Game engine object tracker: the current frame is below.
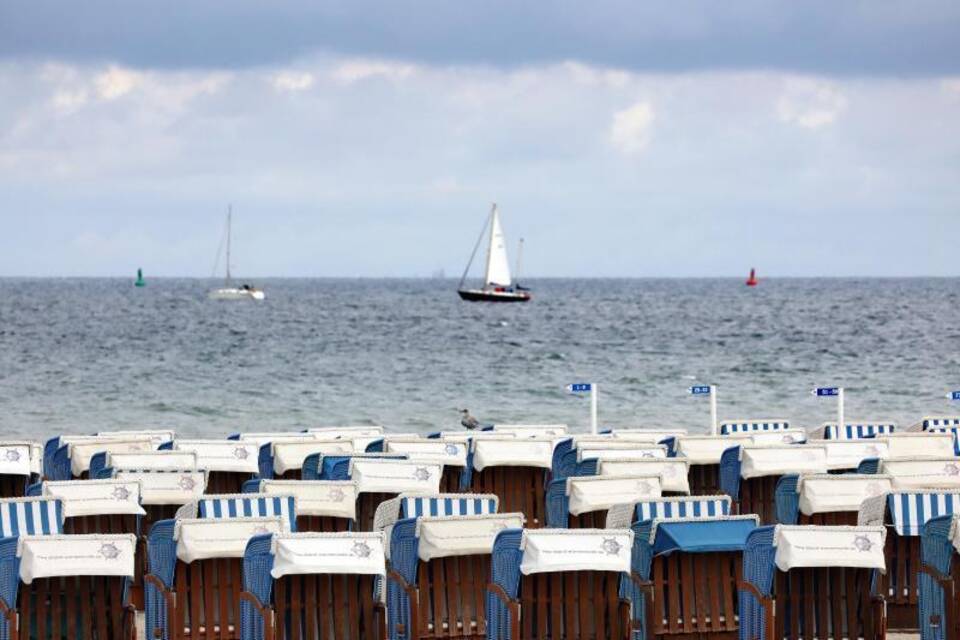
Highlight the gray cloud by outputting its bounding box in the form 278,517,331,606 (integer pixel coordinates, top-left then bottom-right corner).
2,1,959,75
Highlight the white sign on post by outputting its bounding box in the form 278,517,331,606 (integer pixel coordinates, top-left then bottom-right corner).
813,386,844,431
688,384,717,435
566,383,598,434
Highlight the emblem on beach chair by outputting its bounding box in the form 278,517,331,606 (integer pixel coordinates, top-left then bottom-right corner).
99,542,121,559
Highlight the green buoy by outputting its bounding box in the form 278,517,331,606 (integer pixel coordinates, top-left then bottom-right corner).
135,268,146,287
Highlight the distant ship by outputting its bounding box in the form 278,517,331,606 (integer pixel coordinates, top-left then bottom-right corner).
134,268,146,287
746,268,759,287
457,204,531,302
209,206,265,301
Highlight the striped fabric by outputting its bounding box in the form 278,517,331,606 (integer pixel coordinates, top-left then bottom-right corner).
823,424,895,440
400,495,498,519
719,421,789,435
923,417,960,430
888,492,960,536
635,497,730,522
0,498,62,537
197,494,296,524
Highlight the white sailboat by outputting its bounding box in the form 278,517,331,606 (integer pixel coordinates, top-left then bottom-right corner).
208,207,265,301
457,203,531,302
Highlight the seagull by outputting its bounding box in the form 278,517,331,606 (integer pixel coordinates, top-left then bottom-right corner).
460,409,481,430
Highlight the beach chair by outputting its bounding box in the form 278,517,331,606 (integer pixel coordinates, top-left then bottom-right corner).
247,479,357,532
747,429,808,446
388,512,525,640
859,489,960,631
0,533,138,639
815,422,896,440
912,417,960,432
385,439,470,492
603,430,687,442
106,464,206,525
717,420,790,436
0,442,41,499
486,528,635,640
0,496,63,538
879,457,960,491
882,433,957,459
918,513,960,640
145,515,289,640
719,445,827,525
671,436,752,496
628,515,758,640
241,531,387,640
596,458,691,496
256,438,355,480
335,459,443,531
468,438,559,529
41,478,146,535
173,440,261,494
486,424,568,437
813,439,890,473
51,436,157,481
774,473,893,525
546,474,663,528
738,525,887,640
554,443,668,483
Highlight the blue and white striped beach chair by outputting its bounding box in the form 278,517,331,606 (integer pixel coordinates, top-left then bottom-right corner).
387,512,525,640
860,489,960,631
918,514,960,640
739,525,887,639
177,492,298,531
486,528,635,640
241,531,387,640
916,417,960,432
819,422,896,440
718,420,790,436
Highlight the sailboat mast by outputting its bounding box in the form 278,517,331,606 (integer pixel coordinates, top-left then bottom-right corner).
225,206,232,286
458,206,492,289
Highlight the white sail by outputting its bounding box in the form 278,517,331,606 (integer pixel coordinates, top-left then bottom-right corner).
484,205,512,287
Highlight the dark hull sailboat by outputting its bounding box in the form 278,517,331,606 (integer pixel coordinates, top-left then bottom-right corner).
457,204,532,303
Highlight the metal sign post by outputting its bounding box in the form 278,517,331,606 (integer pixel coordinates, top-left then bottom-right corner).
689,384,717,435
566,383,597,434
813,386,843,429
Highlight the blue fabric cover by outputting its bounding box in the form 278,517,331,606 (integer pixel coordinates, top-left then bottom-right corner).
651,518,755,556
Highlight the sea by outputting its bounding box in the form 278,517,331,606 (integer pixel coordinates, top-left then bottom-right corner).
0,277,958,439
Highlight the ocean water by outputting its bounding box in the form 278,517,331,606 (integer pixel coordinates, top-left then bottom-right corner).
0,277,958,439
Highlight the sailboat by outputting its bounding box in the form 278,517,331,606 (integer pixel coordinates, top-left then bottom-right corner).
457,204,531,302
208,207,265,301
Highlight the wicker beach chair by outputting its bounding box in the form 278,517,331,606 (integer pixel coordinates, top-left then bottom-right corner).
384,439,470,492
670,436,752,496
553,442,668,484
882,433,957,459
746,429,808,446
388,512,525,640
911,417,960,432
467,438,559,529
485,424,568,438
486,528,635,640
719,445,828,525
173,440,261,495
0,442,41,499
241,531,387,640
145,515,289,640
0,533,138,639
255,438,355,480
859,488,960,631
815,422,896,440
812,439,891,473
738,525,887,640
917,513,960,640
245,479,357,532
545,474,663,528
50,436,157,481
774,473,893,525
717,420,790,437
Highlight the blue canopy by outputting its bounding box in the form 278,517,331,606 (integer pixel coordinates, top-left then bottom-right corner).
652,519,756,556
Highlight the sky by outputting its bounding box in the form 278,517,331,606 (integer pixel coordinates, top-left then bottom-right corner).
1,2,958,277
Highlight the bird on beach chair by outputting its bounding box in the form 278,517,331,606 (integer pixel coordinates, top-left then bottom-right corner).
460,409,481,430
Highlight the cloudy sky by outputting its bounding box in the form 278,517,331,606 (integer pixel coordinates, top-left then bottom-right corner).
1,1,958,277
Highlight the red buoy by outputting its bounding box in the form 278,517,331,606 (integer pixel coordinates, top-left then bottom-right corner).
746,268,758,287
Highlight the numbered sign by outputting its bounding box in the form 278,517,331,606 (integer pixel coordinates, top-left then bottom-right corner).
566,383,592,393
813,387,840,397
688,385,712,395
949,391,960,401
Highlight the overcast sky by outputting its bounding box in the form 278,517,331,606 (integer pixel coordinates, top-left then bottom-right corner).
1,1,958,277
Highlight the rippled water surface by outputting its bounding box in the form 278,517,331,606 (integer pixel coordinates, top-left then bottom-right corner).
1,278,958,438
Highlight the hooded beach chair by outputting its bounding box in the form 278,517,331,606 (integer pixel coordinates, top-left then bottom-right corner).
146,516,289,640
859,489,960,631
747,429,808,446
912,417,960,432
40,478,145,535
918,513,960,640
719,445,827,525
628,515,758,640
815,422,896,440
879,457,960,491
553,442,668,483
603,430,687,442
256,437,355,480
717,420,790,437
738,525,887,640
0,442,41,498
546,474,663,528
108,466,207,527
246,479,357,532
486,528,635,640
812,439,891,473
241,531,387,640
0,533,138,639
670,436,752,496
881,433,957,459
486,424,567,438
774,473,893,526
466,438,560,529
336,459,443,531
173,439,261,494
388,512,525,640
50,435,157,481
384,439,470,492
595,458,690,496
